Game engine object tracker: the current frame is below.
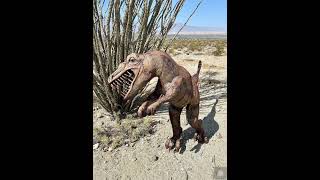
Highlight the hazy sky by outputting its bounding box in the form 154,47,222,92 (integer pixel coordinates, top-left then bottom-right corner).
175,0,227,29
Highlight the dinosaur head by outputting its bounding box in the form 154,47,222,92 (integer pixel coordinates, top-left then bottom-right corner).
108,53,155,103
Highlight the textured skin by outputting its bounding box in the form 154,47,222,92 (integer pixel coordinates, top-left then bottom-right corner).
108,51,208,151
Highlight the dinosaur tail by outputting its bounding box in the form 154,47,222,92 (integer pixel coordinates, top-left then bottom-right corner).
191,61,202,102
196,60,202,75
192,60,202,84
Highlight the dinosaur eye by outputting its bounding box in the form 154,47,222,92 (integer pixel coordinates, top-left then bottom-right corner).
129,58,135,62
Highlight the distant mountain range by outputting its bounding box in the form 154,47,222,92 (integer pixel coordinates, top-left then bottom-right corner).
168,23,226,35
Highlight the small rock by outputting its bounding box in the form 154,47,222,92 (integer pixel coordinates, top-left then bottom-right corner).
93,143,99,150
132,157,137,161
157,144,161,148
108,147,113,151
125,144,129,147
104,161,107,164
124,139,130,144
98,114,104,118
152,155,159,161
131,143,135,147
96,112,104,118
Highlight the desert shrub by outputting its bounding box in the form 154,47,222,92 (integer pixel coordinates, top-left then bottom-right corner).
188,40,203,52
193,52,204,55
93,117,158,150
173,51,182,56
183,58,195,62
202,64,217,69
170,39,227,54
168,48,175,55
213,40,226,56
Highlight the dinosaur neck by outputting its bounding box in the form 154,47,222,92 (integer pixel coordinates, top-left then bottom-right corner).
154,57,179,83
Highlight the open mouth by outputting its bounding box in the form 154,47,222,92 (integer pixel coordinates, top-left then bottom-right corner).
109,69,135,98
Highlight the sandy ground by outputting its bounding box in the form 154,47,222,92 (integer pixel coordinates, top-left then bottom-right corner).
93,52,227,180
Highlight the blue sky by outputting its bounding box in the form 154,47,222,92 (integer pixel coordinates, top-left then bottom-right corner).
175,0,227,30
102,0,227,30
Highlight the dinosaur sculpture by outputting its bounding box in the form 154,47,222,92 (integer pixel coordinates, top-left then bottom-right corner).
108,51,208,152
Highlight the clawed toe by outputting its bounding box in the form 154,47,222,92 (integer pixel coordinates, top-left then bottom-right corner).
204,137,209,144
174,139,181,153
165,138,175,150
165,138,182,152
193,133,209,144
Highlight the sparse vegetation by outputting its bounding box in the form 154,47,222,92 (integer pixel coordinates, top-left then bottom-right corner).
201,71,227,87
167,39,227,55
94,117,158,150
213,41,226,56
202,64,217,69
168,48,175,55
183,58,195,62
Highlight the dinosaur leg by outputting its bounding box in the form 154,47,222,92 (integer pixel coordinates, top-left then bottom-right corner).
146,77,183,115
165,104,183,152
138,79,162,118
138,100,156,118
186,104,208,144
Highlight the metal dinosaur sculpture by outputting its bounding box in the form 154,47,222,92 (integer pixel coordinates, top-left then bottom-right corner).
108,51,208,152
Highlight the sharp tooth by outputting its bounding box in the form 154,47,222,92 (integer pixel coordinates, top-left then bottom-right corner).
113,79,118,83
119,76,127,82
124,81,131,86
123,73,132,79
110,84,115,89
116,79,123,84
114,82,120,88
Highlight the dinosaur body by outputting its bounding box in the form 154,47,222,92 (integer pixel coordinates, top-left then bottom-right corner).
108,51,208,152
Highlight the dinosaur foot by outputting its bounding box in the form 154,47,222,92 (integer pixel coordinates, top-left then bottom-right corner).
193,133,209,144
165,137,182,153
